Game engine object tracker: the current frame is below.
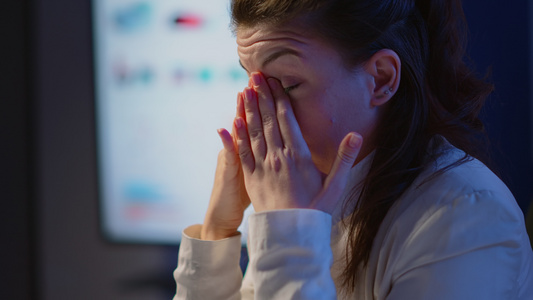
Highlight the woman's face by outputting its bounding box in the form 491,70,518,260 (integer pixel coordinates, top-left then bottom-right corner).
236,22,382,174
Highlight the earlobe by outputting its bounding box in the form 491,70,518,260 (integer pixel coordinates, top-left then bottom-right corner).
365,49,401,107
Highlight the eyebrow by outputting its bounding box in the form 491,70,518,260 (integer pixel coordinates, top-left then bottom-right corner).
239,48,300,72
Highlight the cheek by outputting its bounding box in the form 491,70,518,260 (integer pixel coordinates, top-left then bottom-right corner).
293,105,342,173
291,100,336,148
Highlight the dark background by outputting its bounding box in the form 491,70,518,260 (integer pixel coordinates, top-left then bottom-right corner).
1,0,532,299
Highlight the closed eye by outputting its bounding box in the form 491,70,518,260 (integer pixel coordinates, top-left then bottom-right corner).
284,84,300,94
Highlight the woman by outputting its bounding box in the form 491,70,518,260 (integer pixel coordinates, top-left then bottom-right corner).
174,0,533,299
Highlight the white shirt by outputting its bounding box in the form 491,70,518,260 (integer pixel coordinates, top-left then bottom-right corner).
173,144,533,299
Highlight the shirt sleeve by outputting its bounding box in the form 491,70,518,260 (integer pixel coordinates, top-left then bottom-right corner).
246,209,337,300
173,224,244,300
386,190,533,300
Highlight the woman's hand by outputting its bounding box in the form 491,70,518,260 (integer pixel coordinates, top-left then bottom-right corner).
235,72,363,214
201,92,251,240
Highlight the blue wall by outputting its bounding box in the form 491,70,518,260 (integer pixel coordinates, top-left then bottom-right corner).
464,0,533,213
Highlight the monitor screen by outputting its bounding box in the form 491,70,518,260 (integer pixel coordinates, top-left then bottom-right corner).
92,0,250,244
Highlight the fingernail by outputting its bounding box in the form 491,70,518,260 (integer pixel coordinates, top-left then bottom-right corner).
251,73,261,86
348,133,361,148
244,87,254,101
235,118,243,129
267,78,277,87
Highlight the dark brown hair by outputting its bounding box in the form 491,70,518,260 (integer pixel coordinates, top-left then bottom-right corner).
231,0,493,291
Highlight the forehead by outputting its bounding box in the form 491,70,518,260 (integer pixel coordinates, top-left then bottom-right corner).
236,23,324,70
236,23,309,46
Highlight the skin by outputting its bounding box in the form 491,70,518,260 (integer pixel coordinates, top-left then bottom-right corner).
201,21,400,240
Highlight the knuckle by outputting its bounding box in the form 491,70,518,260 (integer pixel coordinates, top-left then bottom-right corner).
283,147,298,161
261,113,276,127
277,108,290,119
338,150,356,165
284,147,309,163
267,152,282,172
249,128,264,139
256,90,266,99
238,147,252,160
282,148,309,172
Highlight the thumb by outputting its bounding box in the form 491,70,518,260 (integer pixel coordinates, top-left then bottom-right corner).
316,133,362,212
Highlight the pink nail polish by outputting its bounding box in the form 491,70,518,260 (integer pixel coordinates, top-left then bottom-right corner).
235,118,243,129
251,73,261,86
245,88,254,101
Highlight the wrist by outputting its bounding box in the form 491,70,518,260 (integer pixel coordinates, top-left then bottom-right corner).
200,223,239,241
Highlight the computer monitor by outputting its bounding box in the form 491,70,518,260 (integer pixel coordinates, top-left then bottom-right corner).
93,0,249,244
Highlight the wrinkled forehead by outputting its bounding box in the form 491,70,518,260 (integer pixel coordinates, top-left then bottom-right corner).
235,16,312,44
236,23,311,48
236,23,316,71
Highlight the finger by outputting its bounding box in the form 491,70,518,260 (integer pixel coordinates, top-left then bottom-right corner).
235,116,255,174
217,128,238,164
231,93,240,137
232,92,244,138
217,128,234,151
232,93,245,150
237,92,246,121
267,78,307,151
243,86,267,161
251,72,283,151
321,133,362,205
235,92,241,117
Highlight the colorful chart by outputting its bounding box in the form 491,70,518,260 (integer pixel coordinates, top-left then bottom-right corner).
93,0,249,244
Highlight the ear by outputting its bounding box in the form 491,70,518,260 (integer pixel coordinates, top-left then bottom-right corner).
364,49,401,108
